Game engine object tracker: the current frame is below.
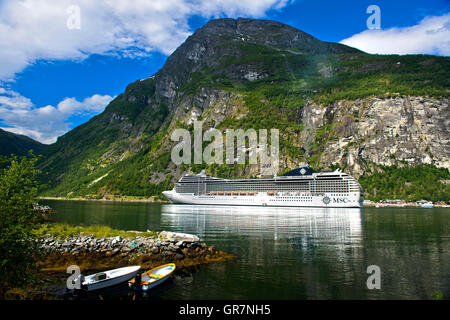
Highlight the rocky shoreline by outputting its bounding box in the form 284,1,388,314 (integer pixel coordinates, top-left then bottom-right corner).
36,231,234,273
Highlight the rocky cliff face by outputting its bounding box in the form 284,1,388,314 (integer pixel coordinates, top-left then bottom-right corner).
38,18,450,197
300,96,449,176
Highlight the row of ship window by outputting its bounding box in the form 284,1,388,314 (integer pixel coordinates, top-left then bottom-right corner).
270,199,312,202
179,188,350,193
197,194,349,197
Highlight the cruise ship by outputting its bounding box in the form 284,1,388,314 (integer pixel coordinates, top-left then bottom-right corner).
162,166,363,208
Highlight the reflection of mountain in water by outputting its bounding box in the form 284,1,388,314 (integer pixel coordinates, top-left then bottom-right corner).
161,205,364,248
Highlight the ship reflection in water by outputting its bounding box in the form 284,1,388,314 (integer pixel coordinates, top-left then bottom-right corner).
161,204,363,241
160,205,368,299
158,205,448,299
161,205,364,262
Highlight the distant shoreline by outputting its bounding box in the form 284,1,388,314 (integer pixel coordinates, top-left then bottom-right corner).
39,196,169,203
39,196,449,208
364,203,449,208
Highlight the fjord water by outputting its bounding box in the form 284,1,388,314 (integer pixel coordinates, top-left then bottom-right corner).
43,200,449,299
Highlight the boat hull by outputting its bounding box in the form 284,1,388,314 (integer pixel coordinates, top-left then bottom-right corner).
129,263,176,292
81,266,141,291
163,191,362,208
140,275,171,291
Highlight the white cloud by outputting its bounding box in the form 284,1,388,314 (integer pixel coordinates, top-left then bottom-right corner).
0,89,114,144
0,0,292,81
57,95,113,115
193,0,293,17
0,90,33,109
340,14,450,56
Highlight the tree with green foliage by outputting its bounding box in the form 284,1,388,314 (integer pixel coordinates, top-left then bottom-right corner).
359,164,450,202
0,153,41,296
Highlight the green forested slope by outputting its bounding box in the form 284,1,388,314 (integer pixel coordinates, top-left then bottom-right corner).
0,129,45,157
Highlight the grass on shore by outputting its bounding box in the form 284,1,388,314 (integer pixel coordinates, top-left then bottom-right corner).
33,223,158,240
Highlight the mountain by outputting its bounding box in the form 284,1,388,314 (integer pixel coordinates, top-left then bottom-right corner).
0,128,46,157
38,18,450,202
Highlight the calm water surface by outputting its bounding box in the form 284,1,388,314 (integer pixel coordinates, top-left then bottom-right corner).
42,200,450,300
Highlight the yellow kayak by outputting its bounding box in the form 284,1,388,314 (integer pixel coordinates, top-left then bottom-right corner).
128,263,176,291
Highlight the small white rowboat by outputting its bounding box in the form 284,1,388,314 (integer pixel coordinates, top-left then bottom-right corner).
128,263,176,291
79,266,141,291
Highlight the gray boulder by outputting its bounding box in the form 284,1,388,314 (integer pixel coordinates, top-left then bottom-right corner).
159,231,200,243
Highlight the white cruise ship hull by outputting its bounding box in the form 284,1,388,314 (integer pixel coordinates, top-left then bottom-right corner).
163,190,362,208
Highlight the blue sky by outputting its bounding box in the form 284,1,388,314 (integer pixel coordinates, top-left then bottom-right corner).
0,0,448,144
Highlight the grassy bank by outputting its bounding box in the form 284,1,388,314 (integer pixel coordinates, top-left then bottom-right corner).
33,223,158,240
